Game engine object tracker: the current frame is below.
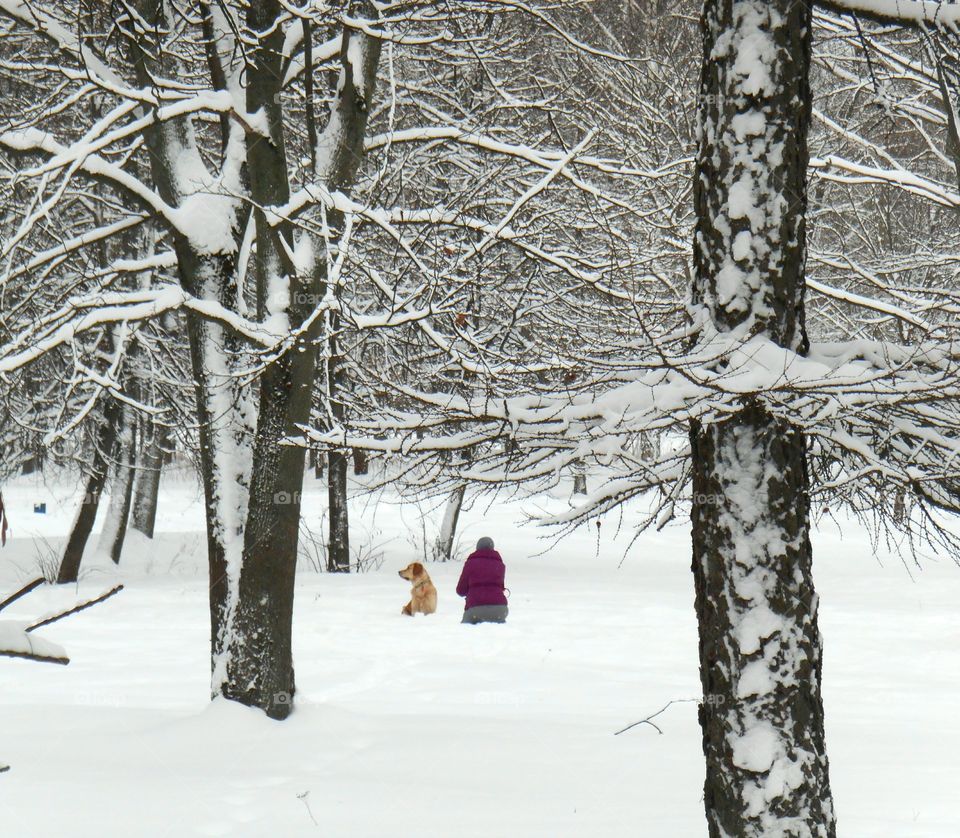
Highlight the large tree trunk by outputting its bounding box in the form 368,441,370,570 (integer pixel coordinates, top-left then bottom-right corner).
125,0,378,718
219,6,380,716
690,1,835,834
57,400,120,584
216,0,299,713
98,404,137,564
125,2,253,686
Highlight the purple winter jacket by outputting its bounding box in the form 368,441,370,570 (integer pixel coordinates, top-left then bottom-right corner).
456,549,508,610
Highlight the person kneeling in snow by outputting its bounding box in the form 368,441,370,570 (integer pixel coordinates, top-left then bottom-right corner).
456,537,508,624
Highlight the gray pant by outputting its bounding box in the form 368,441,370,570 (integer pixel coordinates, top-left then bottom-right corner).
462,605,508,624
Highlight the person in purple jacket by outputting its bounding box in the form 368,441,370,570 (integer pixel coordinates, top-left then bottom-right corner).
456,536,509,624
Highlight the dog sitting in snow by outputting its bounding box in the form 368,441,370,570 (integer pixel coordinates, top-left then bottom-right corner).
398,562,437,616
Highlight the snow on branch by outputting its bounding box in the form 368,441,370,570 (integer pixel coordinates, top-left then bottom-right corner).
0,624,68,665
811,154,960,207
0,286,287,374
301,320,960,530
25,584,124,633
820,0,960,26
0,128,180,230
364,125,687,181
0,579,122,665
0,0,125,89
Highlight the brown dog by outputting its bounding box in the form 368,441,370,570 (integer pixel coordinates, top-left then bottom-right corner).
398,562,437,616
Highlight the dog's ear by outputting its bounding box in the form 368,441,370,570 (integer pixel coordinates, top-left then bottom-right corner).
411,562,424,575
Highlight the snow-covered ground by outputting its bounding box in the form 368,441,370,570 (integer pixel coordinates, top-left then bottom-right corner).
1,470,958,837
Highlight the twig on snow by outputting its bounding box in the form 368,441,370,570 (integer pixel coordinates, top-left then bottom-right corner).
614,698,700,736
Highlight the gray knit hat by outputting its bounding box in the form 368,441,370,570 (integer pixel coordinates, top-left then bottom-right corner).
476,536,495,551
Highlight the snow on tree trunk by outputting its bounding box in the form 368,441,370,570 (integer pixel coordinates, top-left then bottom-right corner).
57,399,121,584
120,0,377,717
217,6,379,717
175,258,253,700
690,1,836,835
97,404,136,564
218,0,323,716
123,2,253,692
153,253,253,706
434,484,466,562
130,417,164,539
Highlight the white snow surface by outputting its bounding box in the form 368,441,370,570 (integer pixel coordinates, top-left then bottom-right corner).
0,469,958,836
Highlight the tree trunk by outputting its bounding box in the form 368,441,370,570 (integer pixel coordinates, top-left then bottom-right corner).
690,1,835,834
434,484,466,562
130,417,164,538
218,7,380,717
98,404,137,564
180,256,253,694
324,297,352,574
125,0,378,718
57,400,120,584
690,409,833,836
352,448,369,475
124,1,253,691
57,471,104,584
215,0,305,718
572,470,587,495
326,450,350,572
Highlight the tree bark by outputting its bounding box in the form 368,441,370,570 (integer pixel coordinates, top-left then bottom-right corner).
352,448,369,475
221,7,380,716
124,1,252,685
690,1,835,835
434,484,466,562
324,306,351,574
123,0,378,718
130,417,164,538
57,400,120,584
98,403,136,564
326,450,351,573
